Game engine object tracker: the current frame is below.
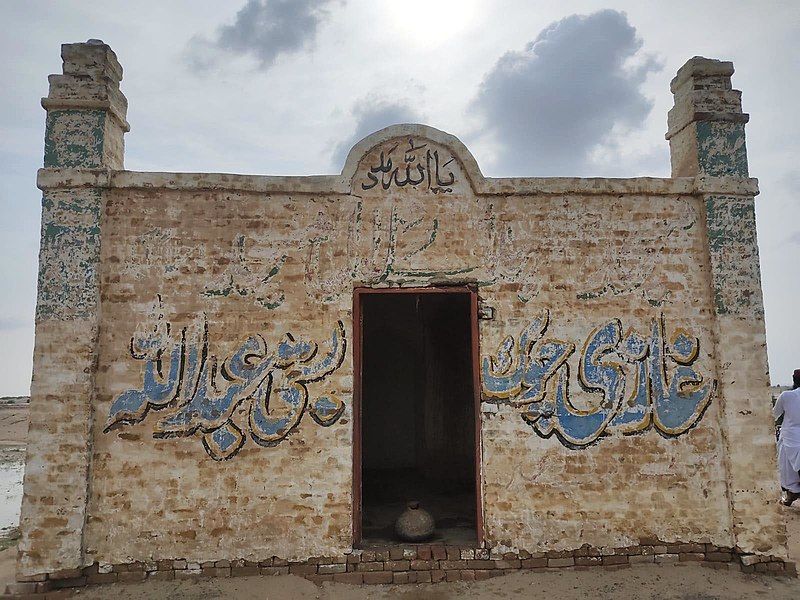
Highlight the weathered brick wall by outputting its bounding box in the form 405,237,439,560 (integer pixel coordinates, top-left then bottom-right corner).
18,44,787,581
84,179,731,566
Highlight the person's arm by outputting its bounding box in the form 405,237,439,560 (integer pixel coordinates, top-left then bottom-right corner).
773,392,786,421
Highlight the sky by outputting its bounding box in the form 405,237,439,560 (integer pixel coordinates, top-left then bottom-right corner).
0,1,798,395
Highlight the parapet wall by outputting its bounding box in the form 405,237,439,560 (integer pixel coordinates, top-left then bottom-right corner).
14,41,788,590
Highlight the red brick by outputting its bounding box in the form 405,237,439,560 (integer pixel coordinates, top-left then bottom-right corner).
49,568,82,580
288,564,317,576
679,553,704,562
602,556,628,566
410,560,435,570
639,536,662,546
318,563,346,575
385,560,410,571
445,570,461,582
548,558,574,568
521,558,548,568
417,547,432,560
706,552,733,562
431,570,446,582
49,577,86,589
460,569,475,581
465,560,494,569
175,570,202,580
357,561,384,572
86,572,118,584
118,571,147,583
392,571,413,584
363,571,393,584
494,559,521,569
333,572,363,584
431,546,447,560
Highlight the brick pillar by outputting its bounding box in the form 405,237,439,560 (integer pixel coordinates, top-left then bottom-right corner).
667,57,785,556
18,40,128,577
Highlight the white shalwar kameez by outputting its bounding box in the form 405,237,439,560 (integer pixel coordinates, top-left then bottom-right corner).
773,388,800,493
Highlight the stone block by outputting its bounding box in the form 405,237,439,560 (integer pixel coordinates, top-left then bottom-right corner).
363,571,392,584
548,558,575,568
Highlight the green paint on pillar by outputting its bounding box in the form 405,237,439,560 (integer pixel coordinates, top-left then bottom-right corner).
36,189,103,320
705,195,762,317
44,110,106,168
696,121,749,177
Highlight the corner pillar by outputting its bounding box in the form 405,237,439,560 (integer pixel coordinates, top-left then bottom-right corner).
18,40,128,577
667,57,784,556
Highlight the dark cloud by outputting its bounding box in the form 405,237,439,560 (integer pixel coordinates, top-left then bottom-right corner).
472,9,661,176
189,0,340,70
332,99,424,170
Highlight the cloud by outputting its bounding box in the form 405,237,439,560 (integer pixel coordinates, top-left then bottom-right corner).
188,0,340,70
331,99,425,170
787,231,800,245
471,9,661,176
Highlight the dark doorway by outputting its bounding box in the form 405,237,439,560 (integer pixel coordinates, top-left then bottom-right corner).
353,287,480,546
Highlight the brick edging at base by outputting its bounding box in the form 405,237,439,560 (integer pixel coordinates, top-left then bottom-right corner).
6,541,795,596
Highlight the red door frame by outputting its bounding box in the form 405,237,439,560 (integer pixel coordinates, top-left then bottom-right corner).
351,285,484,547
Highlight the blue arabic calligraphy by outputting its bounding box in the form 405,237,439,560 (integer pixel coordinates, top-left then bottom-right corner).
483,311,714,447
106,316,347,460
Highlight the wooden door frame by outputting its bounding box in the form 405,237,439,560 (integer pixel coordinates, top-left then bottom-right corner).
351,285,484,547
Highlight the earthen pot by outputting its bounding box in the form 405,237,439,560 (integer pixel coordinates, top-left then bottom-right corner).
395,501,435,542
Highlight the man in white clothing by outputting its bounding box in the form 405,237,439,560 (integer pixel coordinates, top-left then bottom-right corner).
773,369,800,506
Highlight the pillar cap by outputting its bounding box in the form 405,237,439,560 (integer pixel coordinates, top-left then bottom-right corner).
670,56,734,94
41,40,129,132
665,56,746,141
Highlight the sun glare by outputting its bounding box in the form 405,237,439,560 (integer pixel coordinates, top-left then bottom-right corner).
385,0,478,45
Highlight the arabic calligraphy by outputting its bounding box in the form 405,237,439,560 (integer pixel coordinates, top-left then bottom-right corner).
105,311,347,460
361,138,456,193
203,234,288,310
482,311,714,448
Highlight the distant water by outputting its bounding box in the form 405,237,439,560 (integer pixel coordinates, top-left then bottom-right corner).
0,447,25,533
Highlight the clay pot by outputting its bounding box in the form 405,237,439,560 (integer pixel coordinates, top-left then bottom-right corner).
395,501,435,542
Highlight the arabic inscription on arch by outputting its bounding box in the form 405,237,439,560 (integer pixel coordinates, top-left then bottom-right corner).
356,137,465,195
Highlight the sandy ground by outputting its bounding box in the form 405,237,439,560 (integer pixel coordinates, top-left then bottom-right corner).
51,563,800,599
0,506,798,598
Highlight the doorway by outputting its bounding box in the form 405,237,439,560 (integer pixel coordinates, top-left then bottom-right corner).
353,287,481,546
